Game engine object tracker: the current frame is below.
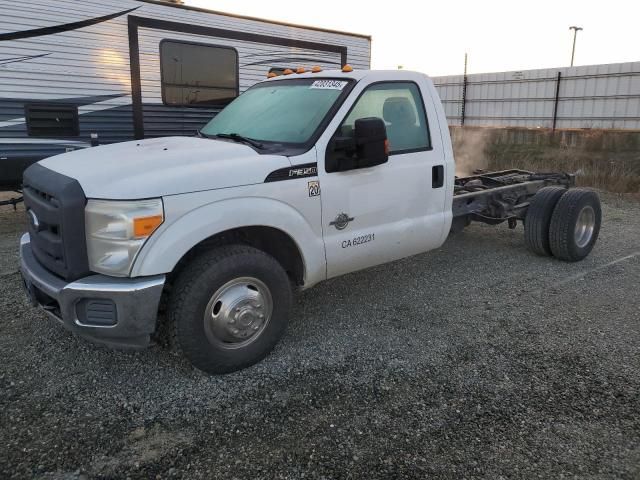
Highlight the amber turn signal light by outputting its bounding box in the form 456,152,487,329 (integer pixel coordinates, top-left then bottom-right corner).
133,215,163,238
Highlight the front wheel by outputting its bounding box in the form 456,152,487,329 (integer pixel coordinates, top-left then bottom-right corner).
168,245,292,374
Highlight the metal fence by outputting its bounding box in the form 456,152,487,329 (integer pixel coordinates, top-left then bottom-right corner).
433,61,640,130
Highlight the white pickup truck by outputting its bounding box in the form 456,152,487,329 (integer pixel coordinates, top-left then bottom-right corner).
19,68,601,373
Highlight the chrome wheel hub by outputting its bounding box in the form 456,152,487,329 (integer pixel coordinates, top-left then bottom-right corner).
574,205,596,248
204,277,273,349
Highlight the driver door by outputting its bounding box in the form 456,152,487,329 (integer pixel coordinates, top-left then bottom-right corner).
318,81,447,278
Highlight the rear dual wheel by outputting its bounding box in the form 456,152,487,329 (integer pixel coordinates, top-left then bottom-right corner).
524,186,566,256
548,189,601,261
525,187,601,261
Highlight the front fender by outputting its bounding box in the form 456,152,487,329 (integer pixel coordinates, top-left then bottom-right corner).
130,195,326,287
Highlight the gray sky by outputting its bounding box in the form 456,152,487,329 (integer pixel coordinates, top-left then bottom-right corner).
186,0,639,76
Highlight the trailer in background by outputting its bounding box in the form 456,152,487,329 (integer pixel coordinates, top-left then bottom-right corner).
0,0,371,189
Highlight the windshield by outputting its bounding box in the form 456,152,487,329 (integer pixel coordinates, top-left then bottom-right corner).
200,78,352,144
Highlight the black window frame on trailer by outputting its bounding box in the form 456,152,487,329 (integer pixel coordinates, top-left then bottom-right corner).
24,103,80,138
159,39,239,108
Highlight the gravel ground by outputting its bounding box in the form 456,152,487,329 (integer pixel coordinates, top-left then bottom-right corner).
1,193,639,479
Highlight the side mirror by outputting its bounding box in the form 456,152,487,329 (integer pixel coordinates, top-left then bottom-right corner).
354,117,388,168
325,117,389,173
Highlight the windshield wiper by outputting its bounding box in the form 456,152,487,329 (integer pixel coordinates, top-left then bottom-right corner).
214,133,264,149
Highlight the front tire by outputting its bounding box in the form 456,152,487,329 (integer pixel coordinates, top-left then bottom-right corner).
168,245,292,374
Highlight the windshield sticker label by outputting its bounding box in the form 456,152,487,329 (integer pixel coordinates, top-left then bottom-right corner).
310,80,348,90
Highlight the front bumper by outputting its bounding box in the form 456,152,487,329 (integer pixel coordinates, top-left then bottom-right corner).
19,233,165,349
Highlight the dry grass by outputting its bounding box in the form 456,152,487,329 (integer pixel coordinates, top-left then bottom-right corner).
452,127,640,194
487,144,640,193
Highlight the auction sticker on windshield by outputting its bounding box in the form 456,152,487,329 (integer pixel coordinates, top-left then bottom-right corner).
310,80,348,90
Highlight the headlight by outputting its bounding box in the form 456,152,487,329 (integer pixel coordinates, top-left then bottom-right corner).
85,198,164,276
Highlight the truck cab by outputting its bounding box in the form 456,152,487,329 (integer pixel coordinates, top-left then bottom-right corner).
19,68,599,374
122,69,453,285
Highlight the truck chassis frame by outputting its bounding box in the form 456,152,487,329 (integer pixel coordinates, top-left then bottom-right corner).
452,169,575,230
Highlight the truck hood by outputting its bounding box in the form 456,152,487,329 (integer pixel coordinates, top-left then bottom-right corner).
39,137,292,199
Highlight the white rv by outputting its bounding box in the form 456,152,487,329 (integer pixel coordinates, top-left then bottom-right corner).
0,0,371,188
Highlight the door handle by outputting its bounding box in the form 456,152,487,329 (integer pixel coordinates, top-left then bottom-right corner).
432,165,444,188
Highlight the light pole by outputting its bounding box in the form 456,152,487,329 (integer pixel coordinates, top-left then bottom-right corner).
569,26,583,67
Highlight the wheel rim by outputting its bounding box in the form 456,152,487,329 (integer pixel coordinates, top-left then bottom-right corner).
574,205,596,248
203,277,273,349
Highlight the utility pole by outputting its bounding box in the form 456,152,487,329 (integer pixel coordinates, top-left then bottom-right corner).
569,26,583,67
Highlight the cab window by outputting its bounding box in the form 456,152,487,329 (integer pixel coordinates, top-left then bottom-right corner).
339,82,430,153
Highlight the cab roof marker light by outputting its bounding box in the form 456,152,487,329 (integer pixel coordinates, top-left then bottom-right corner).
296,67,306,74
342,64,353,72
283,68,294,75
267,72,277,78
311,66,322,73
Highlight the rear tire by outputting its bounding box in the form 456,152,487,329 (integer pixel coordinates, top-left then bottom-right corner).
524,186,567,256
168,245,292,374
549,188,601,262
